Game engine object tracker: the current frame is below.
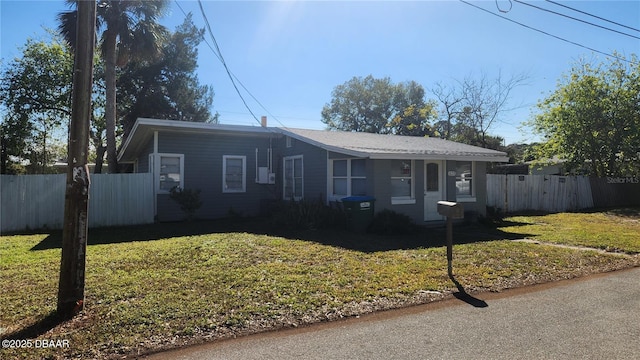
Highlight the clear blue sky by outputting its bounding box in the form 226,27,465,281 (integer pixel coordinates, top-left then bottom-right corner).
1,0,639,144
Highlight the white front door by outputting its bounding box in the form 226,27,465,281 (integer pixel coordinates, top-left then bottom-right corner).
424,161,444,221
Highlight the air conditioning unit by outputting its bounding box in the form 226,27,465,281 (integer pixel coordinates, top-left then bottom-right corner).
268,172,276,184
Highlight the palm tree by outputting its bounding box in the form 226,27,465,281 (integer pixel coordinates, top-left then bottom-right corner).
59,0,168,173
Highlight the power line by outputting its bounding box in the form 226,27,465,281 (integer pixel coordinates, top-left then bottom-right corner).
545,0,640,34
196,0,264,127
230,73,290,129
176,0,289,129
174,1,222,63
459,0,638,66
512,0,640,41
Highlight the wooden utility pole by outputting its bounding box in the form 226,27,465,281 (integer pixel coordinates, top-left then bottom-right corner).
57,0,96,319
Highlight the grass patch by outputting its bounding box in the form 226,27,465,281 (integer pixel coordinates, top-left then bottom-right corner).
1,211,639,359
498,207,640,254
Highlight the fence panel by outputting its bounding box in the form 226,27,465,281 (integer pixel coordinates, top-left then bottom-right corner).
590,177,640,208
486,174,506,211
1,174,66,232
487,174,593,213
1,173,154,233
89,173,155,228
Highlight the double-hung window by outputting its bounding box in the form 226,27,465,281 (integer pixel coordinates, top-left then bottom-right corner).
223,155,246,193
331,159,367,199
391,159,414,204
455,161,474,199
156,154,184,193
284,155,303,200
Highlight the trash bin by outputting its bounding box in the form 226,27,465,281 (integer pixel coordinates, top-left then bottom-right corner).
341,196,375,232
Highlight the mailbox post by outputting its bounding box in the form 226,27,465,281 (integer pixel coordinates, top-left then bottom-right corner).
437,201,464,277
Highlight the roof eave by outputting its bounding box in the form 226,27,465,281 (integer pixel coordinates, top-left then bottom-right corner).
367,153,510,162
118,118,279,162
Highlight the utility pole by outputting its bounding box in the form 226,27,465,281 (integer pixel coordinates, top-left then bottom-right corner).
57,0,96,319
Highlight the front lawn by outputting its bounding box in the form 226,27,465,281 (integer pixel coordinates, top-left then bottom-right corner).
498,207,640,254
1,209,638,359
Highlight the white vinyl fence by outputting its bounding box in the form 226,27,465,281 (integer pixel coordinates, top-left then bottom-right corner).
1,173,154,233
487,174,594,213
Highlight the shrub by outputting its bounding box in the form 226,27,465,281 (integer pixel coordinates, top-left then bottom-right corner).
368,209,416,235
169,187,203,221
270,199,345,230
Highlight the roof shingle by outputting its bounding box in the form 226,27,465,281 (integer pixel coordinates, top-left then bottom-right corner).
279,128,509,162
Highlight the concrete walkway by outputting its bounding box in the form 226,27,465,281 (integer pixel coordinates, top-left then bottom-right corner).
145,267,640,360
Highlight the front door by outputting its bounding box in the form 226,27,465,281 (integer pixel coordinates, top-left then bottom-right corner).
424,161,444,221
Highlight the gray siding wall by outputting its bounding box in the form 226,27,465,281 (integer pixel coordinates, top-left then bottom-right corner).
131,130,492,222
370,159,426,224
373,160,489,223
445,160,487,217
280,136,327,201
156,131,280,221
135,138,154,173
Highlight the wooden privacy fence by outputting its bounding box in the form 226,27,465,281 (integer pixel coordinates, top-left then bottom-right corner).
589,177,640,208
1,173,154,233
487,174,594,213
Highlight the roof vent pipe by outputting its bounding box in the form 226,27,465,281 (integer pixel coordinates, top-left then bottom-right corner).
261,116,267,127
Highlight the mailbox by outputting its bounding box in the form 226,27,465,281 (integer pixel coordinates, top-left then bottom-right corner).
437,201,464,219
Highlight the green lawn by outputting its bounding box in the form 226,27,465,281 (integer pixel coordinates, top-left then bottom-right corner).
1,209,638,359
499,208,640,254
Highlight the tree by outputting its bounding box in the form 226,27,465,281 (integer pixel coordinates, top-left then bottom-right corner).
460,72,528,148
0,37,73,173
0,115,32,174
432,82,464,140
449,106,505,150
531,54,640,176
321,75,436,136
432,71,528,149
118,14,217,140
0,34,110,174
503,142,539,164
389,81,439,136
59,0,169,173
90,62,108,173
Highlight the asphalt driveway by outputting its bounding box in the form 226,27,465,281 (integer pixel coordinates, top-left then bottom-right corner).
146,267,640,360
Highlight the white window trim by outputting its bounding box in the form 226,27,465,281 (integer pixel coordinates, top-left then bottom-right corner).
328,158,367,201
154,153,184,194
391,160,416,205
223,155,247,193
283,155,304,201
456,161,476,202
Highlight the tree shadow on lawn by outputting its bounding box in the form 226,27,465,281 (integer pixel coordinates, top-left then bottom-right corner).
602,207,640,219
30,219,268,251
0,311,64,341
30,217,535,253
291,222,534,253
